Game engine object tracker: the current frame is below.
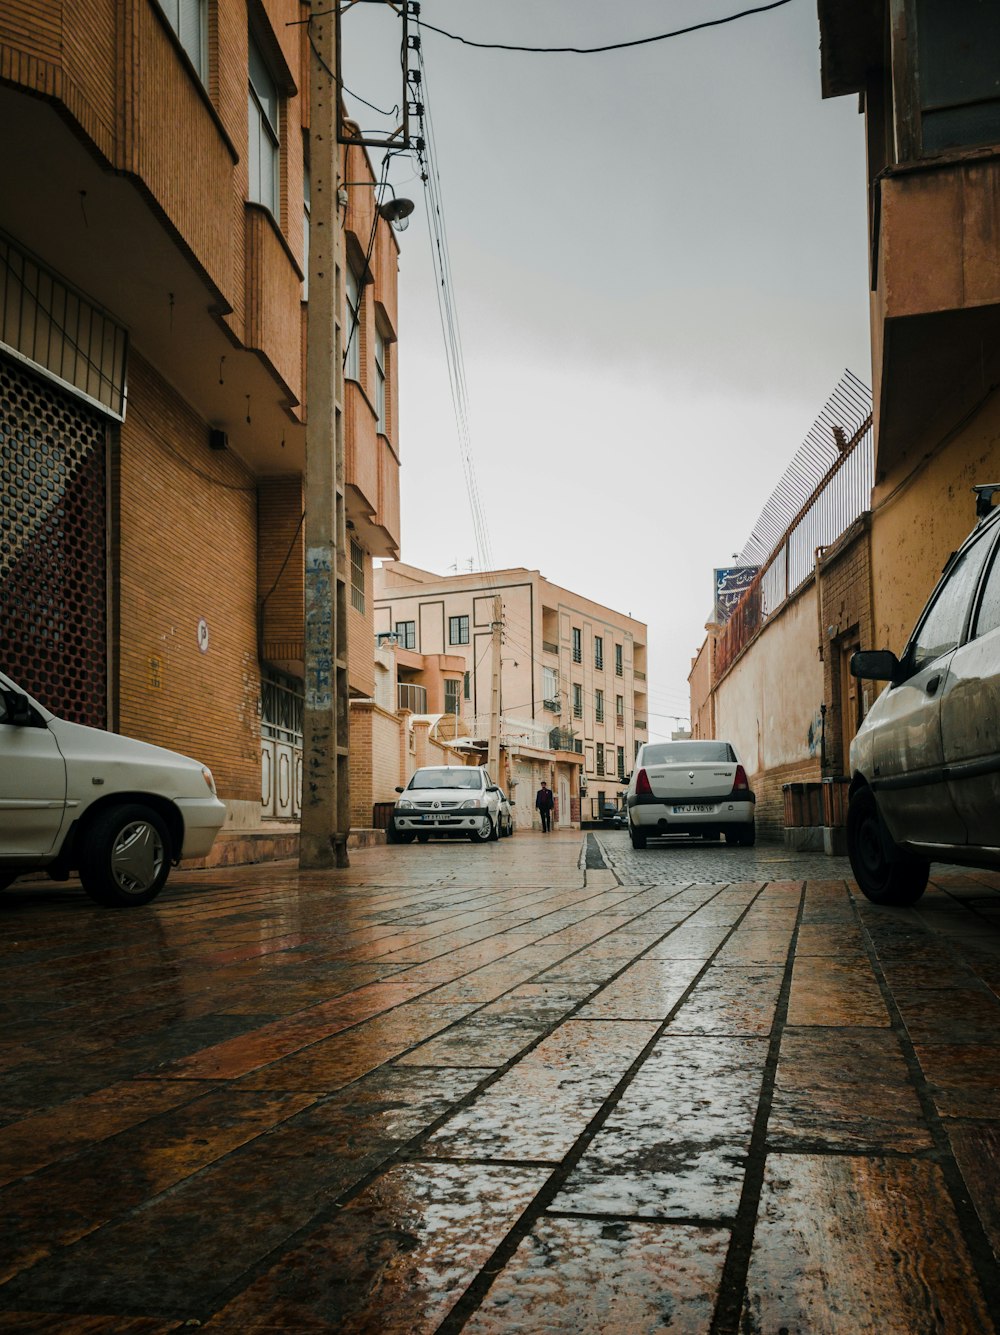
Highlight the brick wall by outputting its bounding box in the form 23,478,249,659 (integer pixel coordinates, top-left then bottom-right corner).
117,352,261,802
258,476,303,663
752,756,822,840
817,516,873,777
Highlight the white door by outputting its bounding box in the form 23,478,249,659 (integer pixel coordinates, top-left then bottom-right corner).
0,701,67,857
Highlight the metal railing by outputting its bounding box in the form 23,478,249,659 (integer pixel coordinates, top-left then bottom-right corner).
717,397,874,678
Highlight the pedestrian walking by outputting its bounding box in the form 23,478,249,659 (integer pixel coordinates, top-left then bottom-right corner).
535,780,554,832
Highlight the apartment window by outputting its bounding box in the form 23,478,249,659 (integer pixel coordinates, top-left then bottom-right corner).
449,615,469,645
160,0,207,82
912,0,1000,155
617,746,625,779
594,636,603,670
445,679,461,716
374,325,387,433
344,262,361,382
616,694,624,721
463,670,471,700
572,627,582,663
615,643,623,676
596,742,605,776
542,665,558,708
395,620,415,649
350,539,365,614
573,683,583,719
595,689,604,723
248,35,280,218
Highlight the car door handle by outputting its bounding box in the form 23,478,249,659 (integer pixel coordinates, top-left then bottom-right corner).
925,675,941,696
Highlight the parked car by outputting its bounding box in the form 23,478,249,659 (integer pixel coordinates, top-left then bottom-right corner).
0,670,227,907
611,808,628,829
390,765,505,843
625,739,755,848
497,789,515,837
848,488,1000,905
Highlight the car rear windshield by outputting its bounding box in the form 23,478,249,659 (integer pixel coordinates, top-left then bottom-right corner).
408,768,482,790
641,742,735,765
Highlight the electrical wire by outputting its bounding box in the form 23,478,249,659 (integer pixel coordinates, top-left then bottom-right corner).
416,1,794,55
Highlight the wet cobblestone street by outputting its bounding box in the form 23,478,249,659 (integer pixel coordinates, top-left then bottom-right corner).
3,830,1000,1332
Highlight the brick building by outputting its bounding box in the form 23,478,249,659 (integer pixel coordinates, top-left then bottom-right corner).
0,1,400,860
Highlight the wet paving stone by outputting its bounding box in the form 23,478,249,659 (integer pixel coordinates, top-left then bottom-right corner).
462,1216,730,1334
742,1154,993,1334
769,1028,932,1151
4,839,1000,1331
555,1035,768,1220
424,1020,658,1163
202,1161,548,1333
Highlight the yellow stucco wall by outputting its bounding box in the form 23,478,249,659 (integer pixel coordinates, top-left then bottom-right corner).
870,391,1000,656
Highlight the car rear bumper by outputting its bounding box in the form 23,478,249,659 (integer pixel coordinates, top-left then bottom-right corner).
628,797,754,832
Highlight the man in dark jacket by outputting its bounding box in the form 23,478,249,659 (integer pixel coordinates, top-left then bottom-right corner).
535,780,554,832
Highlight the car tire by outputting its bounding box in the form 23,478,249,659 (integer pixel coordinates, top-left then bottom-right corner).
629,824,647,849
469,819,494,843
417,834,430,843
737,824,756,848
488,815,500,842
847,787,930,905
78,804,171,907
702,831,719,841
0,872,19,891
386,821,401,844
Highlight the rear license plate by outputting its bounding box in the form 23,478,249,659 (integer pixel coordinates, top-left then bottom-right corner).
672,804,713,814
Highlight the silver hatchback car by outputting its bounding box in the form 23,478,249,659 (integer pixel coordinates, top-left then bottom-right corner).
848,488,1000,904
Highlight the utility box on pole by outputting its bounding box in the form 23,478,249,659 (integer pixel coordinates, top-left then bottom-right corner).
300,1,350,870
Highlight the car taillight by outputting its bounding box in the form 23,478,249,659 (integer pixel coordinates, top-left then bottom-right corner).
733,765,749,791
635,768,652,796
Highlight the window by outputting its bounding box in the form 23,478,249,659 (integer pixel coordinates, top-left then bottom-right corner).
913,0,1000,155
595,689,604,723
617,745,625,779
908,533,992,673
248,35,280,217
395,620,415,649
444,679,461,716
350,539,365,614
374,326,387,433
449,615,469,645
974,543,1000,638
615,643,623,676
596,742,605,776
543,665,558,707
572,627,582,663
463,670,471,700
594,636,603,670
616,694,624,720
573,684,583,718
160,0,207,82
344,263,361,382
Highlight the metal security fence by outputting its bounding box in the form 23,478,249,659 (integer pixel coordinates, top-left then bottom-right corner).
717,373,874,678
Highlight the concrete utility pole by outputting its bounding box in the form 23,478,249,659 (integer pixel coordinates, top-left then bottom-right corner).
487,595,503,778
300,1,350,870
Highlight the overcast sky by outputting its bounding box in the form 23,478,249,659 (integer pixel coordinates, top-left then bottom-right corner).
342,0,872,737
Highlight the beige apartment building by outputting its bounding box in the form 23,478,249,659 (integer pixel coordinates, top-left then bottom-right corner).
0,1,400,862
375,563,648,828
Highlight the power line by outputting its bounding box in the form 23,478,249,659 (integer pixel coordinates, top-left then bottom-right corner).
416,1,794,55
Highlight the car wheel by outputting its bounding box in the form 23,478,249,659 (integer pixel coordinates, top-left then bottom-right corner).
417,834,430,843
736,824,756,848
0,872,19,891
629,824,647,849
79,804,171,907
469,818,493,843
847,787,930,905
386,821,401,844
488,814,500,842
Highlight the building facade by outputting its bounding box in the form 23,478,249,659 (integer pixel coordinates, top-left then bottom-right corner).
375,563,649,828
0,0,400,859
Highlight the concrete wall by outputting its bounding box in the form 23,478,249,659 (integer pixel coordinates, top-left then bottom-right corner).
713,581,824,835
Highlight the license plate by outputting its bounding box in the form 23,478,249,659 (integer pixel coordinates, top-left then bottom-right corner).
673,804,713,814
419,814,435,822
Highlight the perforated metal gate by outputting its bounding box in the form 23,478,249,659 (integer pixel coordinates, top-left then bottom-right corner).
0,353,109,726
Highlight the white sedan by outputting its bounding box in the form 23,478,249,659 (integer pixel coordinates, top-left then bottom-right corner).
625,740,756,848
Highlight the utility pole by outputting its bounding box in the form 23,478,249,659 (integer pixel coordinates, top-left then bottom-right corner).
300,0,350,870
487,595,503,778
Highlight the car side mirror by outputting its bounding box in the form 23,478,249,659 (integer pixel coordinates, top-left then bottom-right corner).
850,649,900,682
0,689,39,727
394,786,405,794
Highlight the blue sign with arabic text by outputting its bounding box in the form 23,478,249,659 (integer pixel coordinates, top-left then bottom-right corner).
714,566,759,624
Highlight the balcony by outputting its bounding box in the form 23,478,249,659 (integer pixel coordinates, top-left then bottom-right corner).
543,697,561,713
635,718,648,731
549,727,583,754
543,640,558,655
398,682,427,713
